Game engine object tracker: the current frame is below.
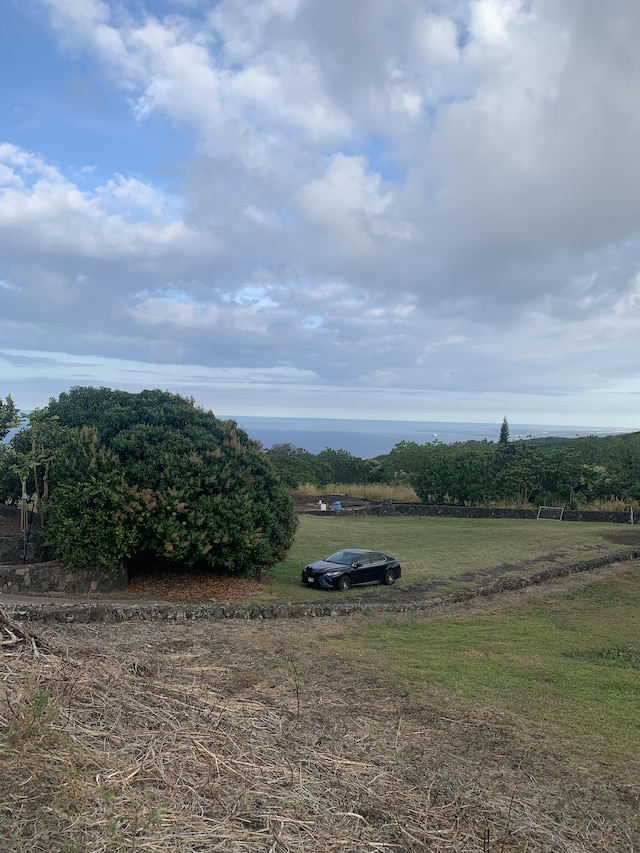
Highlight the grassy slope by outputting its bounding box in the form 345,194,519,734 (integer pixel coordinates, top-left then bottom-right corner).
265,515,640,760
264,514,632,602
349,564,640,757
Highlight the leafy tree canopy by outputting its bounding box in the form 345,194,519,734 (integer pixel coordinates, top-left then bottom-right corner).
0,394,19,442
32,387,297,574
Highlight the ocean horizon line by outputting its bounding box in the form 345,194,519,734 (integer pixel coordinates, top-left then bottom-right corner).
224,415,635,459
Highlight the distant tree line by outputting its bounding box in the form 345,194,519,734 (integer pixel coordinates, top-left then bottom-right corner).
265,427,640,508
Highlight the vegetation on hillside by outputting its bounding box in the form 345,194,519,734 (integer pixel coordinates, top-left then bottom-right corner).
267,426,640,508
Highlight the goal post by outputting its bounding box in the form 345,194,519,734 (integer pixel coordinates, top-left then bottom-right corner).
537,506,564,521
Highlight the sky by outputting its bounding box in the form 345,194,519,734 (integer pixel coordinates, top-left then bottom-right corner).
1,0,640,429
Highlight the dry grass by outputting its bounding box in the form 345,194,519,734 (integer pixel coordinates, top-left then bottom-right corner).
586,498,637,512
291,487,640,511
293,482,420,503
2,606,638,853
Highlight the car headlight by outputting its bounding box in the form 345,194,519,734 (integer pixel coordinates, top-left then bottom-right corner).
324,571,342,577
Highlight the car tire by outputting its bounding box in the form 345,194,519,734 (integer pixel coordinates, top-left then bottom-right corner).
336,575,352,591
383,569,396,586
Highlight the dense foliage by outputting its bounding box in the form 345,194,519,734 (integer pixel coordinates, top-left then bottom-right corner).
0,394,18,441
266,430,640,508
7,388,297,574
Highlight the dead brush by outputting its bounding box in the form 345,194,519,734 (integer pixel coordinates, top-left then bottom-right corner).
1,618,636,852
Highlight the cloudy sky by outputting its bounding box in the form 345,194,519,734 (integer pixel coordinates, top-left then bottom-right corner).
1,0,639,429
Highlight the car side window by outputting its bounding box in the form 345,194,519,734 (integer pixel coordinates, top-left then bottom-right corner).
369,553,384,563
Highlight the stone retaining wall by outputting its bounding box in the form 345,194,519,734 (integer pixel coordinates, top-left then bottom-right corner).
313,503,635,523
0,533,45,564
0,504,20,521
0,560,127,595
5,550,639,625
0,504,45,564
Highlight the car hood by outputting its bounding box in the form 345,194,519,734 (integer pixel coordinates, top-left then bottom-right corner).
306,560,347,573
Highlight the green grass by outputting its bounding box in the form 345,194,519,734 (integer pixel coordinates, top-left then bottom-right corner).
348,565,640,756
262,514,631,602
261,514,640,759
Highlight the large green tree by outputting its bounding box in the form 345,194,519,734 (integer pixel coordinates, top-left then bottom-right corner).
31,387,297,574
495,444,545,507
382,441,430,485
313,447,375,485
415,442,497,505
265,443,317,488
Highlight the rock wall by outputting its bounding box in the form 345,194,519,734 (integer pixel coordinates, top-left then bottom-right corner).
313,503,635,524
0,533,45,564
0,504,20,522
0,560,128,595
0,504,44,564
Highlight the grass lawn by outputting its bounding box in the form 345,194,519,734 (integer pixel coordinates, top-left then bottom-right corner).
348,564,640,758
262,513,635,602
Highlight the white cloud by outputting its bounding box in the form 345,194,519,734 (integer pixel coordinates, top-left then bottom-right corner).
296,153,412,250
414,14,460,67
128,293,272,335
1,0,639,430
0,143,204,260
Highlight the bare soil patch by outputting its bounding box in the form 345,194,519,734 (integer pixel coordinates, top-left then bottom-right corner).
601,527,640,546
124,571,271,603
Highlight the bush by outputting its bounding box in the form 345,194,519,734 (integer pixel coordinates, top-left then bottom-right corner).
36,388,298,575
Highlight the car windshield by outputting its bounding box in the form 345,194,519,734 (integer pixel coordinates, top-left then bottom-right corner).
325,550,361,565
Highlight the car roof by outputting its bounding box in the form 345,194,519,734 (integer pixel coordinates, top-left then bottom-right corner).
335,548,387,556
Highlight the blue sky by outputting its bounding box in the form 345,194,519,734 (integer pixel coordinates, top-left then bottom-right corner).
1,0,640,430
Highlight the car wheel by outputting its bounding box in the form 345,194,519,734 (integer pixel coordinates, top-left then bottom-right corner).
336,575,352,591
383,569,396,586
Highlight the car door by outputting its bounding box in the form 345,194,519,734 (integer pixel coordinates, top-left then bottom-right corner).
349,553,373,585
366,552,388,583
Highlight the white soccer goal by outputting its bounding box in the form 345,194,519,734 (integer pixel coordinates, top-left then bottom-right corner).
537,506,564,521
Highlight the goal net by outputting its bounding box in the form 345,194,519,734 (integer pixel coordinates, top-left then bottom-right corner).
537,506,564,521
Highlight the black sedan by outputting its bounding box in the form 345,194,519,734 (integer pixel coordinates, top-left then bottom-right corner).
301,548,401,591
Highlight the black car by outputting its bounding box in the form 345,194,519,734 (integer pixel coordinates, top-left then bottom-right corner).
301,548,401,591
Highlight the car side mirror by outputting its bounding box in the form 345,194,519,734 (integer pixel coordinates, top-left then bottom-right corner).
352,562,361,568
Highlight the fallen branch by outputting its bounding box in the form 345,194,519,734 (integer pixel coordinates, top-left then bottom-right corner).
0,604,45,655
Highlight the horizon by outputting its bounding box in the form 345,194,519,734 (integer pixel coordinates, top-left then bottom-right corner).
224,415,637,458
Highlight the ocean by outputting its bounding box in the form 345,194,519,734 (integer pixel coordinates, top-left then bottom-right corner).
226,416,627,459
